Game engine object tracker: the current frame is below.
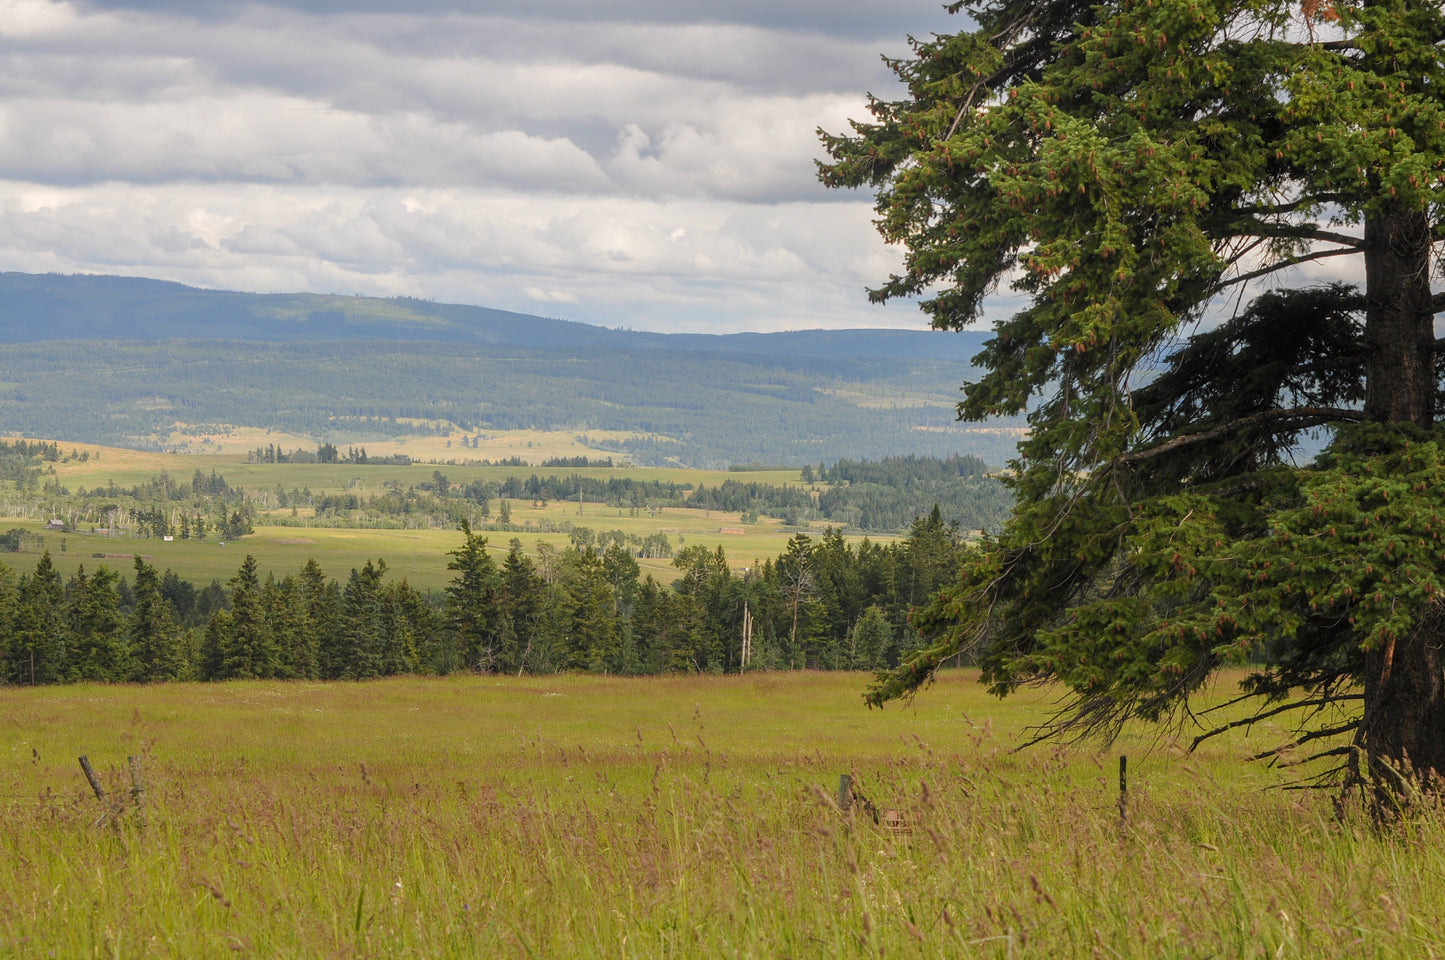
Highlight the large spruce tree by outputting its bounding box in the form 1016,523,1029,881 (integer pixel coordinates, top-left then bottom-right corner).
821,0,1444,792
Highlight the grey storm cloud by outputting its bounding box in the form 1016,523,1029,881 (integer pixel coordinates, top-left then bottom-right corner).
0,0,970,332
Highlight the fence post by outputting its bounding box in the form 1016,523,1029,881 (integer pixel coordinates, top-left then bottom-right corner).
838,773,853,813
78,755,106,802
127,756,146,829
1118,755,1128,824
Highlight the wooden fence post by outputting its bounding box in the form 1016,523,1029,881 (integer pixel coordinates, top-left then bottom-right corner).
127,756,146,829
78,755,106,803
1118,755,1128,824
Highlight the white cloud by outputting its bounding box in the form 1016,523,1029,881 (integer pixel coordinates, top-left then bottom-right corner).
0,180,918,331
525,287,578,304
0,0,969,331
0,0,78,37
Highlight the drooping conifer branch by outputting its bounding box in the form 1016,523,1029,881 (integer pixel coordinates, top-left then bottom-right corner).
1116,407,1365,465
1189,695,1363,752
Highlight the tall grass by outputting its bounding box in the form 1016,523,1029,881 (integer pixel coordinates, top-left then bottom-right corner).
1,672,1439,958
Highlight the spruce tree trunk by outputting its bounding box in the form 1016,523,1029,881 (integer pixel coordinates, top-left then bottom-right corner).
1362,208,1434,427
1358,206,1445,787
1360,612,1445,788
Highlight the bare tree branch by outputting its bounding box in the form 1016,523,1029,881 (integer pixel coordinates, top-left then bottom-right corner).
1247,722,1360,765
1190,695,1361,750
1254,743,1354,766
1215,247,1359,292
1118,407,1366,466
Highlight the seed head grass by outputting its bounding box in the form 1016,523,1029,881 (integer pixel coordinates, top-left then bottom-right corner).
1,671,1440,957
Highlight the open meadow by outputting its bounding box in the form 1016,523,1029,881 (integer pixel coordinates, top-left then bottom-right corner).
2,670,1438,958
0,501,859,592
40,440,806,493
1,440,852,589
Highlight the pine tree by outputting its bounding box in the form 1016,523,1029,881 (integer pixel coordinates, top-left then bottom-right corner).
445,521,503,672
499,539,545,674
336,560,388,680
11,554,68,684
564,547,620,672
129,557,184,681
66,565,129,681
381,579,436,675
222,555,276,679
200,610,229,681
263,573,308,680
293,558,332,680
0,563,18,682
821,0,1445,795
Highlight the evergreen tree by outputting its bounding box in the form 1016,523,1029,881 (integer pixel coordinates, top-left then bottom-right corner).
812,529,868,660
445,521,503,672
11,554,68,684
200,610,229,682
498,539,545,674
159,570,200,626
129,557,184,681
335,560,388,680
292,558,332,680
221,555,276,679
0,563,18,682
822,0,1445,794
773,535,824,668
671,545,730,670
66,565,128,681
565,547,621,672
376,580,421,676
262,573,307,680
629,576,669,673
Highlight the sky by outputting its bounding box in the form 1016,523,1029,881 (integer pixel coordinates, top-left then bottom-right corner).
0,0,979,333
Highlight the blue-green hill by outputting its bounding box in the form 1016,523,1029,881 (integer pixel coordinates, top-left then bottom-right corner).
0,273,1011,467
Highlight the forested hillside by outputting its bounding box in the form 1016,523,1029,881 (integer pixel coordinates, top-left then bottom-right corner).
0,272,986,360
0,274,1017,468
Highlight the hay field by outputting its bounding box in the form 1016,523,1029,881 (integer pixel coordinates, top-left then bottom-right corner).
4,441,828,588
44,441,804,493
2,670,1436,958
1,497,862,590
154,427,663,466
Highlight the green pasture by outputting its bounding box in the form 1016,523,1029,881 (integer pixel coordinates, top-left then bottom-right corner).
0,500,881,591
8,440,852,590
1,670,1433,958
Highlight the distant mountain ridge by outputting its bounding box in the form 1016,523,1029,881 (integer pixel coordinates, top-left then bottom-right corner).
0,272,1018,467
0,272,987,362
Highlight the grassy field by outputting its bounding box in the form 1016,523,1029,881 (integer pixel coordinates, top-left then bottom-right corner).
1,670,1436,958
156,426,669,465
42,439,805,493
0,496,862,591
2,440,833,588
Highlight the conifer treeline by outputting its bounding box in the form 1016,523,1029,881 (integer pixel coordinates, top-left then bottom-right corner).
0,509,966,684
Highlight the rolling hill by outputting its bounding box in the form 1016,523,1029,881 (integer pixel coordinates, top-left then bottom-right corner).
0,272,1017,468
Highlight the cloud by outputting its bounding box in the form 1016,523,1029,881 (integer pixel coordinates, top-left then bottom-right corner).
0,180,921,332
525,287,578,304
0,0,78,37
0,8,888,203
0,0,975,331
75,0,963,42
